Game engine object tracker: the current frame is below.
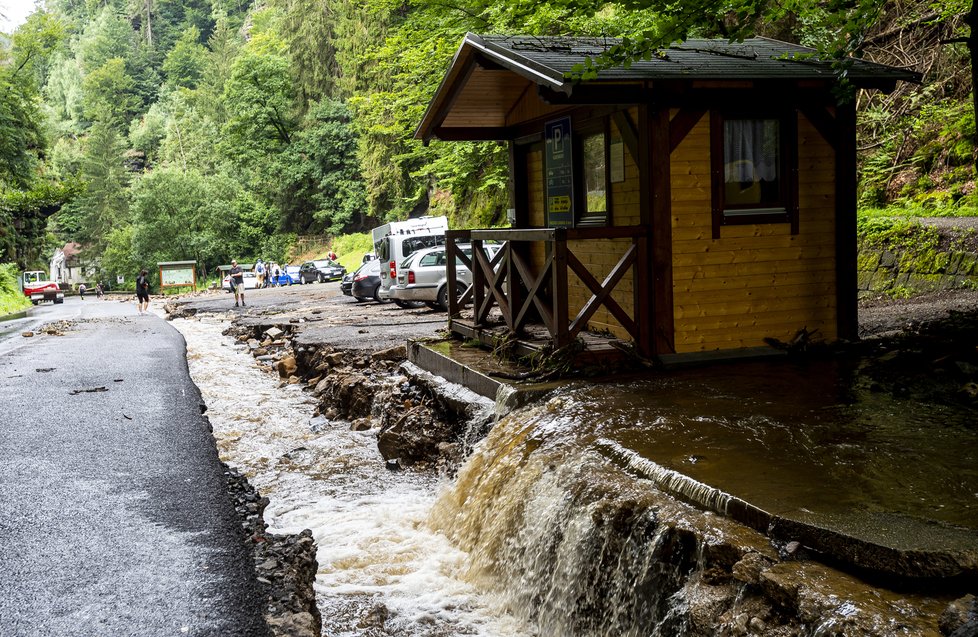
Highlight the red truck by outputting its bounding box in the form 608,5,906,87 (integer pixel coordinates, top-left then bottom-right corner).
22,270,65,305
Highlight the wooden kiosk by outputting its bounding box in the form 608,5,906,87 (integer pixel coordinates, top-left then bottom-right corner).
416,35,919,362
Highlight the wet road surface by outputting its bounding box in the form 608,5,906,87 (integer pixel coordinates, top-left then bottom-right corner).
0,298,270,636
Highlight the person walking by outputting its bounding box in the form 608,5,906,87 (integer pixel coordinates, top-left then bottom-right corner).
96,282,104,299
255,260,265,289
78,283,87,299
229,259,246,307
272,263,281,287
136,270,151,314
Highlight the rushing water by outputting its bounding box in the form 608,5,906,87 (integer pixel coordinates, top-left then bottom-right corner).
176,317,533,636
176,316,969,636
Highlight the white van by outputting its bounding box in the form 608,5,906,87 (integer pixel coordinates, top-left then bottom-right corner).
371,216,449,305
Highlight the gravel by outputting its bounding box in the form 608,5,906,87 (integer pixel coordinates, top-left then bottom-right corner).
858,288,978,339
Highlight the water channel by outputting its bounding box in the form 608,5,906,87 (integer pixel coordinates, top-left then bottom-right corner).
175,315,976,636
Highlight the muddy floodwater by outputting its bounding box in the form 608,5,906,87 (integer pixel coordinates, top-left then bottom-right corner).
176,317,533,636
175,315,975,636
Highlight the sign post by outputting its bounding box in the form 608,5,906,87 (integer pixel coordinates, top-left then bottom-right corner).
157,261,198,292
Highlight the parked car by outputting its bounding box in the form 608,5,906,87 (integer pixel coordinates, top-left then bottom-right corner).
312,259,347,282
372,216,449,305
389,243,499,310
298,262,322,284
351,259,384,302
340,269,355,296
341,261,369,297
222,271,259,292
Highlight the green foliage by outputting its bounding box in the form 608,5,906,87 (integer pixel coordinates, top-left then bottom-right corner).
65,123,129,250
221,47,296,165
857,216,941,254
0,181,82,268
81,57,141,128
0,263,33,316
268,100,369,234
162,26,208,89
328,232,374,270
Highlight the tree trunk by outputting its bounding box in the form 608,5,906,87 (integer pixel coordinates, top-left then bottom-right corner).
969,0,978,174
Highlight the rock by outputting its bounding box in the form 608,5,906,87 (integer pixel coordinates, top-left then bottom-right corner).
358,603,390,629
941,595,977,636
371,344,406,362
21,331,34,337
306,375,321,386
758,565,802,613
313,377,330,395
732,552,771,585
266,612,319,637
324,352,345,367
351,418,372,431
748,616,766,633
265,327,284,340
277,356,298,378
288,375,301,384
248,339,260,350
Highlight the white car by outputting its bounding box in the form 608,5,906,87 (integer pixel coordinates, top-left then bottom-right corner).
389,243,499,310
222,271,259,292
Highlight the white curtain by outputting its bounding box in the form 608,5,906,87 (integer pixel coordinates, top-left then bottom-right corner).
724,119,779,183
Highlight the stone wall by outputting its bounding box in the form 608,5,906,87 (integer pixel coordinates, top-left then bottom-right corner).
857,240,978,297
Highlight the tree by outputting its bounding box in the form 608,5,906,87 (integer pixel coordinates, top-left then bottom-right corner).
81,57,141,128
162,25,207,89
268,99,369,233
68,123,130,251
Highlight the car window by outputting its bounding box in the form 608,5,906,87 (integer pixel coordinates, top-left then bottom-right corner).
401,252,420,268
419,251,443,267
402,235,445,258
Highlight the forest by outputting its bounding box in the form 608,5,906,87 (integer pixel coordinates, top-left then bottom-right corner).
0,0,975,284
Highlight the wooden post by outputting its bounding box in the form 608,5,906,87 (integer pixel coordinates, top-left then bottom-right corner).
446,233,459,319
835,102,859,341
643,102,675,356
552,228,569,346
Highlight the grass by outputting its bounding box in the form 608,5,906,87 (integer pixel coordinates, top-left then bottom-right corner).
290,232,375,273
0,263,32,317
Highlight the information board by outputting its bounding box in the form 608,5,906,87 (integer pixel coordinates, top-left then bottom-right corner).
157,261,197,291
545,117,574,228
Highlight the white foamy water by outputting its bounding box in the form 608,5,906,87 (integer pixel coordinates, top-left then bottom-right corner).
173,316,533,637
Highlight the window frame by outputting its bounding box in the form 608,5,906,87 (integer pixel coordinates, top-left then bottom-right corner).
710,109,798,238
575,119,611,227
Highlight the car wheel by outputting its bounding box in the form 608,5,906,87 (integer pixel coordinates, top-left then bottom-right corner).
424,301,441,310
438,282,467,311
54,297,64,304
319,275,325,283
354,296,366,302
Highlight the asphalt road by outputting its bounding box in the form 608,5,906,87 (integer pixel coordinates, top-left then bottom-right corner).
0,298,270,636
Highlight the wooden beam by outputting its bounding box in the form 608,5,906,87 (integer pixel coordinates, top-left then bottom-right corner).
537,84,648,105
650,107,675,355
612,110,640,165
798,105,838,151
566,247,639,339
432,126,513,141
835,102,859,341
668,108,706,153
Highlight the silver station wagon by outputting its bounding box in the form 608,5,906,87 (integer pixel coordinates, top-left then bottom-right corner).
389,243,499,310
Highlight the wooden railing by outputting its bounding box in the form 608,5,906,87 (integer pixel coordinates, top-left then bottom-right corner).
446,226,650,355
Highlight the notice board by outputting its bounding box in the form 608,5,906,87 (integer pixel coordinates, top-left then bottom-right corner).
545,117,574,228
157,261,197,291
